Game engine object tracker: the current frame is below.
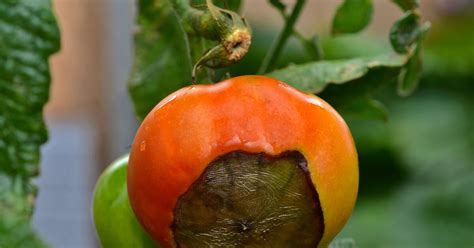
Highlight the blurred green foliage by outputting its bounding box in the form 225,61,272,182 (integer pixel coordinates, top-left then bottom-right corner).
0,0,59,246
340,92,474,247
334,10,474,247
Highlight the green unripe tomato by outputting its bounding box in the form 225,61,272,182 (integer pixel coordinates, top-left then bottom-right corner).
92,155,156,248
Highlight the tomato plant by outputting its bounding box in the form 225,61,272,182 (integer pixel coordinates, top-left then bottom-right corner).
120,0,429,245
1,0,437,247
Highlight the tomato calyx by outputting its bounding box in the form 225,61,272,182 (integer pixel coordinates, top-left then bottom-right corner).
172,151,324,247
187,0,252,81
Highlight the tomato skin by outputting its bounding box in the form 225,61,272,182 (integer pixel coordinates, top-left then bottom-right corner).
93,155,156,248
128,75,358,248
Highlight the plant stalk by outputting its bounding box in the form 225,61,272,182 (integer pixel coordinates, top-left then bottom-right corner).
271,1,323,62
258,0,306,74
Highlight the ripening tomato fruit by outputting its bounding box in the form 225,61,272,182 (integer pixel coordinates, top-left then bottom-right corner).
128,75,358,248
93,155,155,248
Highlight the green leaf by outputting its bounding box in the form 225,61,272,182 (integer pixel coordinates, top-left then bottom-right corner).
0,0,60,246
339,91,474,247
391,0,419,11
389,11,421,53
398,44,422,96
267,53,409,94
267,53,409,120
129,0,193,120
318,67,401,118
93,155,157,248
332,0,373,35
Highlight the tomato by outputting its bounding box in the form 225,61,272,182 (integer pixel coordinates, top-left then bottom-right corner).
93,155,156,248
128,75,358,248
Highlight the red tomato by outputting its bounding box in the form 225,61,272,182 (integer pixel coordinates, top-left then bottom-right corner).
128,75,358,247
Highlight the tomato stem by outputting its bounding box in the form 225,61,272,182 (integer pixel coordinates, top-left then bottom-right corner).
258,0,306,74
268,1,323,62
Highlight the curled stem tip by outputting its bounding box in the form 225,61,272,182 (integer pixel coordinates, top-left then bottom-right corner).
171,0,252,78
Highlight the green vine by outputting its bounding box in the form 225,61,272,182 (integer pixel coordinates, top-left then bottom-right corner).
258,0,307,73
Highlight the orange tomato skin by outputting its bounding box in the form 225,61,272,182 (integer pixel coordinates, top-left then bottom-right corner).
128,75,358,248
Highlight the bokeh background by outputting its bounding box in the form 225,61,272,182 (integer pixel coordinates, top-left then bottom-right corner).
32,0,473,247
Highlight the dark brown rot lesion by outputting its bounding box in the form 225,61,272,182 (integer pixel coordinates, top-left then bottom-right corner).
172,151,324,247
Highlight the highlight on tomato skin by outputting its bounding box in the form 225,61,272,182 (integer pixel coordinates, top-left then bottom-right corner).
127,75,358,248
